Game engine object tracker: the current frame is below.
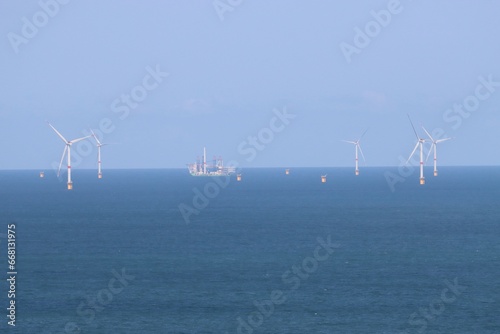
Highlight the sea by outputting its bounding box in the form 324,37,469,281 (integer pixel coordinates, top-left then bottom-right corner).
0,167,499,334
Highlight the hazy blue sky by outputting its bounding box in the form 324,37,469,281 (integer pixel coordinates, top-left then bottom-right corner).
1,0,499,169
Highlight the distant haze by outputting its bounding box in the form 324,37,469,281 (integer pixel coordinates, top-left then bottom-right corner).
1,1,499,169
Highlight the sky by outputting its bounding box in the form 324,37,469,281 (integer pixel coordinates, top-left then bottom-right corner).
1,0,499,169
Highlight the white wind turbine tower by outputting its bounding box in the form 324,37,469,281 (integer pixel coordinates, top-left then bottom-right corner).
48,122,90,190
406,115,428,185
342,129,368,175
90,130,107,179
422,126,451,176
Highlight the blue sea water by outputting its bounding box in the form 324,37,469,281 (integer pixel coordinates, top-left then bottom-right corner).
0,167,499,333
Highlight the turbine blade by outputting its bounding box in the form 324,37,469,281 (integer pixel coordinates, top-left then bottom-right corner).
426,143,435,162
407,114,419,139
421,126,434,143
342,140,356,144
436,137,452,143
47,122,68,143
69,135,91,144
358,144,366,163
359,127,369,141
90,129,102,145
406,142,419,164
58,145,68,177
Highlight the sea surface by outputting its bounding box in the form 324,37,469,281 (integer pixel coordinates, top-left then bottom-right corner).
0,167,499,333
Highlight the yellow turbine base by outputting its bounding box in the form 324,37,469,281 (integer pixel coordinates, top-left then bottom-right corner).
98,173,103,179
420,178,425,185
67,182,73,190
355,170,359,176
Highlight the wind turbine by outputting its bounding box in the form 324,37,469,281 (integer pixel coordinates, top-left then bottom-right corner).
90,130,107,179
406,115,427,185
342,128,368,175
422,126,451,176
47,122,90,190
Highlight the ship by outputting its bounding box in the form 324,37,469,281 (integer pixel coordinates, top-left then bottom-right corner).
187,147,236,176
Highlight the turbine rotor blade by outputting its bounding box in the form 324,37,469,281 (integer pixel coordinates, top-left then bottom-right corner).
406,142,419,164
407,114,419,139
359,127,369,141
436,137,452,143
90,129,102,146
426,143,435,162
69,135,91,144
58,145,68,177
358,144,366,163
421,126,434,143
342,140,356,144
47,122,69,143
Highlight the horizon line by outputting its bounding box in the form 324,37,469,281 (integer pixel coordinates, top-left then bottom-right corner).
1,165,500,171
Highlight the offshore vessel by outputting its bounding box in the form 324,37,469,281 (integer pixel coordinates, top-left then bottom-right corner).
187,147,235,176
